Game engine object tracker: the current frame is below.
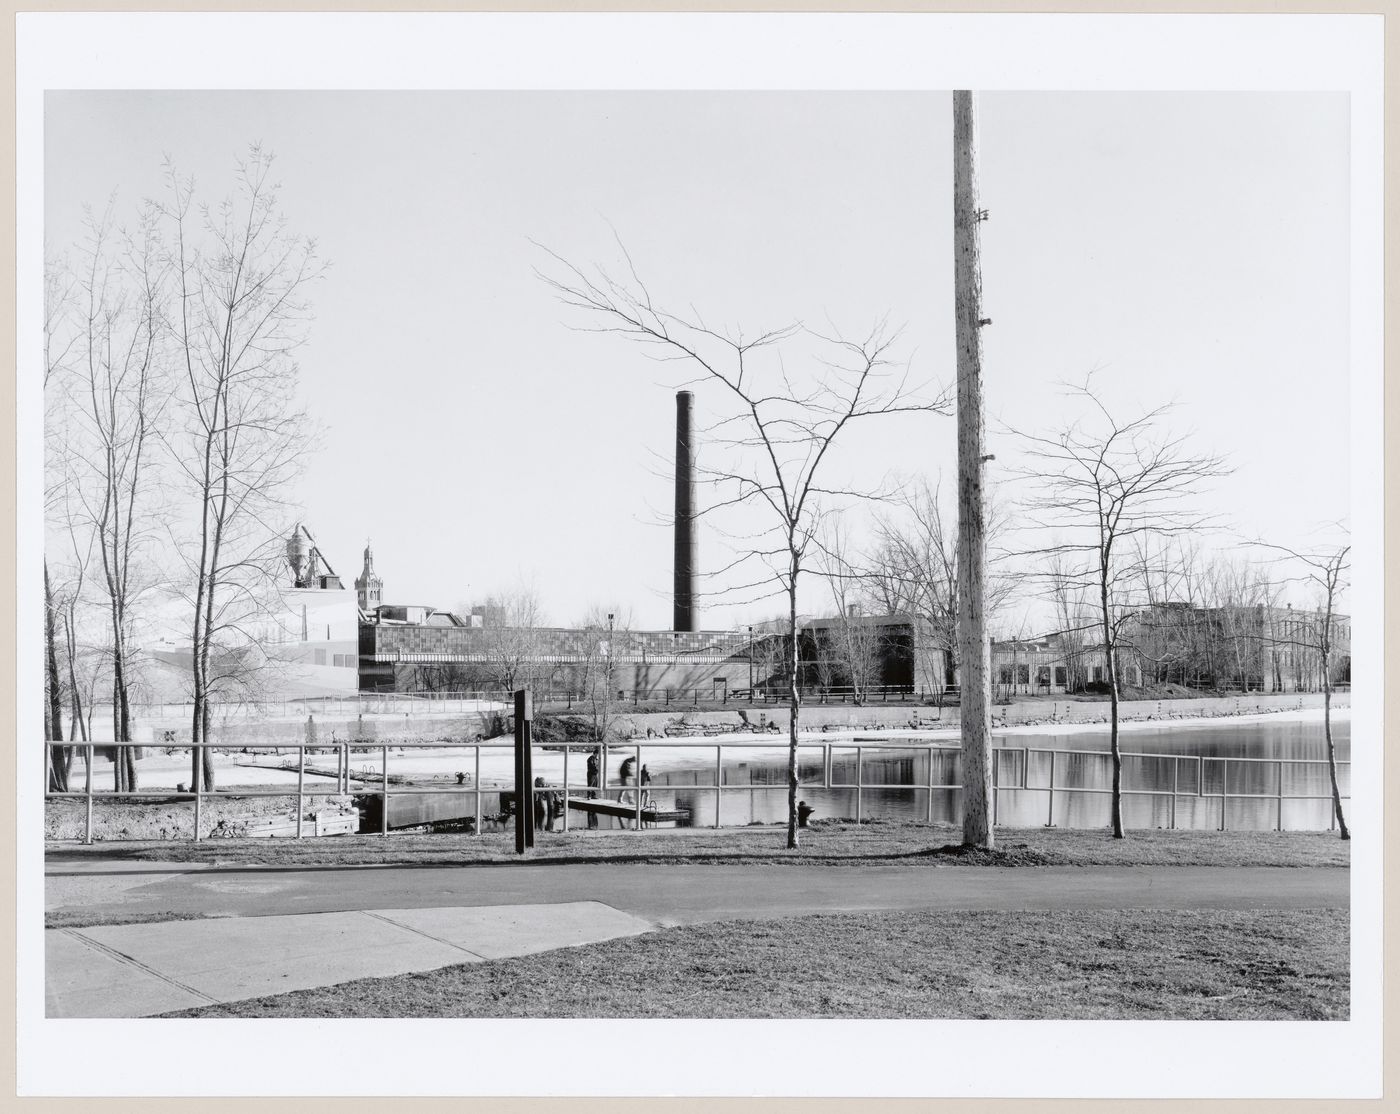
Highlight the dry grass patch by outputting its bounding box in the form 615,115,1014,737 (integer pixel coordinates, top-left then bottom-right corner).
164,906,1347,1021
46,910,212,930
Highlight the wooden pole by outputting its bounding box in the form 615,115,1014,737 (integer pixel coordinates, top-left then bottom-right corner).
954,89,994,849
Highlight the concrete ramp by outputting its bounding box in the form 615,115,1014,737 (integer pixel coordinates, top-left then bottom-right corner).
46,901,654,1018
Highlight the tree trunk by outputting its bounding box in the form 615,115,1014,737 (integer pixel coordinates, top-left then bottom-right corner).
1108,651,1123,838
64,608,87,743
785,565,801,850
953,89,994,849
201,698,214,791
1102,585,1124,839
1320,601,1349,840
1323,681,1348,839
44,561,69,791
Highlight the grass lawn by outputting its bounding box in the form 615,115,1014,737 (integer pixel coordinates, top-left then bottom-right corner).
162,906,1348,1021
48,821,1350,869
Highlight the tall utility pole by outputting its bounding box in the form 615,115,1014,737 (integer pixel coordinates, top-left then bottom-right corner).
673,390,698,632
953,90,994,848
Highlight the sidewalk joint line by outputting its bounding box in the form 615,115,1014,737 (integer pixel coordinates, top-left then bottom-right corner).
360,910,489,960
64,928,219,1004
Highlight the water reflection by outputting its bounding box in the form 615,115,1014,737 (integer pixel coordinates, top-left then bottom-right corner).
632,719,1350,832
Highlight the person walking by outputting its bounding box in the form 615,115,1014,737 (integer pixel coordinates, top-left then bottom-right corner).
586,749,600,829
619,756,638,828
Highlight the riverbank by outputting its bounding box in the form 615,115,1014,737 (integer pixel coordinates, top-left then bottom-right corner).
612,690,1349,739
906,703,1350,741
48,821,1351,869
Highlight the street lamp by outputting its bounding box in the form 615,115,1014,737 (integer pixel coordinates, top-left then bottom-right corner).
748,625,754,696
606,613,615,701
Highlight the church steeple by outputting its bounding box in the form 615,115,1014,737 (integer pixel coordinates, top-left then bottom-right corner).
355,539,383,610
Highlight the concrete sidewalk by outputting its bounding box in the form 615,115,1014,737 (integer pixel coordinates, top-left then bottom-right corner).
46,900,653,1018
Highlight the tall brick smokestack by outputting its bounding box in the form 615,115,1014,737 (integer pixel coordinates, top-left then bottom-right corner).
673,390,698,631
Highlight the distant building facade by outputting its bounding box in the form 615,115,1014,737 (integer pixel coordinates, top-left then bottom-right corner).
358,615,756,698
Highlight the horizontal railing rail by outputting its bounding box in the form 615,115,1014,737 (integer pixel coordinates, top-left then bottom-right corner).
44,735,1350,845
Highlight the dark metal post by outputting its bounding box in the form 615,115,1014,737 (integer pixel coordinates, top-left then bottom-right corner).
515,689,534,853
673,390,698,631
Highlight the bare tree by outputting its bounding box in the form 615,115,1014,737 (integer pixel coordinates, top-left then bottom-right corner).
1045,550,1095,693
813,523,884,703
866,476,1015,695
161,148,322,790
44,257,78,789
539,245,949,847
69,206,171,789
46,208,168,790
573,605,633,742
1256,538,1350,839
1015,380,1229,838
472,588,549,694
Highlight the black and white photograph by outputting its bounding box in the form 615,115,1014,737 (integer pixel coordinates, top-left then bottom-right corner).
18,11,1384,1102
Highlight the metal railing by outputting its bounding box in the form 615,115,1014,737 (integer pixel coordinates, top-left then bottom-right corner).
44,736,1350,844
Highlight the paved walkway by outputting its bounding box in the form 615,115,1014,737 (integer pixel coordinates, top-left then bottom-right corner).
44,858,1348,1018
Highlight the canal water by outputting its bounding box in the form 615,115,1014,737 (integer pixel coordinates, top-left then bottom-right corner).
635,716,1350,832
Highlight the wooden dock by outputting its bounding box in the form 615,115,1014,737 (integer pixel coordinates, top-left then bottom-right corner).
565,797,690,824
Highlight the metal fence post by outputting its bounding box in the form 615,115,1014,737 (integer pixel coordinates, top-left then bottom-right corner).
381,744,389,836
927,744,935,823
1047,749,1056,827
563,745,570,833
474,743,482,837
992,748,999,826
856,746,863,824
1277,759,1285,832
714,745,723,829
1170,757,1178,831
634,743,643,830
85,744,94,845
193,745,202,843
297,745,306,839
1220,761,1228,832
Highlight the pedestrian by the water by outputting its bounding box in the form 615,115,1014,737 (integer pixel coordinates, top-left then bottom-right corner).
532,776,549,831
619,756,638,828
586,750,600,828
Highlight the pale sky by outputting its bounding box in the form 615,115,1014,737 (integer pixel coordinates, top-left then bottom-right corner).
45,90,1351,629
